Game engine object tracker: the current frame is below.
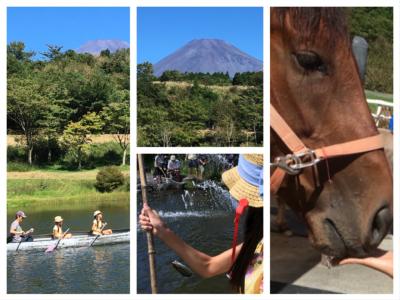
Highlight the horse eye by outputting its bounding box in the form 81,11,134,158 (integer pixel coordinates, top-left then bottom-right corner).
294,51,327,74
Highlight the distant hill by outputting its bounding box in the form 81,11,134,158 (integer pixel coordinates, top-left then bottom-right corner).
154,39,263,77
77,39,129,55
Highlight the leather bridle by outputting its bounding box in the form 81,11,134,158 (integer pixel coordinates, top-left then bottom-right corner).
270,104,385,194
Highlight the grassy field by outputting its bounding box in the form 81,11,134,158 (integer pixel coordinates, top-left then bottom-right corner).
7,166,130,208
365,90,393,102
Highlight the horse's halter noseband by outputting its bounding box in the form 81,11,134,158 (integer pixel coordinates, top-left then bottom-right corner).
270,104,385,194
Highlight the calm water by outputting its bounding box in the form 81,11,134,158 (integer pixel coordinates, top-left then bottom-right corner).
7,200,130,294
137,182,243,294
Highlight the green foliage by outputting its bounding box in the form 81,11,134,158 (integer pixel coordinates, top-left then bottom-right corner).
7,145,27,163
232,72,263,86
7,42,35,75
101,101,130,165
7,42,130,166
95,166,125,193
60,112,103,169
160,70,231,85
348,7,392,93
137,63,263,147
7,162,36,172
87,143,130,168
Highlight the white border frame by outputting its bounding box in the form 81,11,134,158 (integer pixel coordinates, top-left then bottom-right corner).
0,0,397,299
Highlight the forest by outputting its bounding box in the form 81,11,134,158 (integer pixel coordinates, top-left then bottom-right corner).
7,42,130,170
137,63,263,147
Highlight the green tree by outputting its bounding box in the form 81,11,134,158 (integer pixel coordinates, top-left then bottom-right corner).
7,76,49,165
137,62,154,82
41,44,64,61
7,42,35,75
101,101,130,165
60,112,103,169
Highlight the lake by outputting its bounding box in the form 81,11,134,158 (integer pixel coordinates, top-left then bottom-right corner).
7,199,130,294
137,181,243,294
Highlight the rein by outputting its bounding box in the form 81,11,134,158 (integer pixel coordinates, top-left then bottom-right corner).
270,104,385,194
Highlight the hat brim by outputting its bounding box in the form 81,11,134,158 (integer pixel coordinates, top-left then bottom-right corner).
222,166,263,208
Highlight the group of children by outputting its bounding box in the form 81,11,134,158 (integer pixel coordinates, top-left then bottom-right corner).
52,210,113,239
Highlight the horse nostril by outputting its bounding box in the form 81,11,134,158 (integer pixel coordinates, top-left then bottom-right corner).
369,207,392,248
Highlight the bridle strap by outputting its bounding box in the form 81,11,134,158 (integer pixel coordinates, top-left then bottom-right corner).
271,104,385,194
314,134,384,159
271,105,308,153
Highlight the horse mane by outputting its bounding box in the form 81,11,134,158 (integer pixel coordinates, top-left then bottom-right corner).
273,7,350,48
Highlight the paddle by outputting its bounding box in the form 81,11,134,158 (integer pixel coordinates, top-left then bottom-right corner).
138,154,158,293
16,228,34,252
90,222,107,247
45,228,70,253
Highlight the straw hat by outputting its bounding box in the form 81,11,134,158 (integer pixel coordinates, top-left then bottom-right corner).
54,216,63,223
93,210,102,217
222,154,263,208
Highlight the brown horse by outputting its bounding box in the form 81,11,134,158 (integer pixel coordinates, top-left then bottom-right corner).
270,8,392,259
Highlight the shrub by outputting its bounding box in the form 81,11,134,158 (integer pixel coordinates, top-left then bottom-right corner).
7,146,27,163
95,166,125,192
7,162,35,172
87,142,127,167
60,142,129,170
61,149,84,170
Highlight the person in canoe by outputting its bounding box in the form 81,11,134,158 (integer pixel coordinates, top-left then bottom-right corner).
140,154,263,293
9,211,34,243
52,216,72,239
92,210,113,235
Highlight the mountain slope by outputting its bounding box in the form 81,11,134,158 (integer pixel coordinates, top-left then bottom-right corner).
153,39,262,77
77,39,129,55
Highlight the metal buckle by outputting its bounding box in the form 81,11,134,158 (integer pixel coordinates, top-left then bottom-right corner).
271,149,321,175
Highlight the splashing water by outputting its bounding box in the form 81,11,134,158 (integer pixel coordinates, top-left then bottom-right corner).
137,179,234,233
206,154,235,171
181,194,188,209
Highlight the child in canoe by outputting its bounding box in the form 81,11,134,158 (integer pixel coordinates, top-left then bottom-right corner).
92,210,113,235
53,216,72,239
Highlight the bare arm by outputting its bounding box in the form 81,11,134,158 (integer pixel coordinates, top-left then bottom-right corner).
10,228,23,235
140,203,241,278
10,225,24,235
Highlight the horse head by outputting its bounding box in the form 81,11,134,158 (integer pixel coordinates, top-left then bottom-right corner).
270,7,392,259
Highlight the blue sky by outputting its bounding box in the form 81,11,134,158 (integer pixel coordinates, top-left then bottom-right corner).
137,7,263,63
7,7,130,57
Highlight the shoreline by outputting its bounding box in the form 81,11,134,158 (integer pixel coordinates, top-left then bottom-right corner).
7,167,130,208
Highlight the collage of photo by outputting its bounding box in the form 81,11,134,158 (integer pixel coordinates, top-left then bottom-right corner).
2,2,396,299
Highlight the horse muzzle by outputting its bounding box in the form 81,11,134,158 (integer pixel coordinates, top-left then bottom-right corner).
306,199,392,259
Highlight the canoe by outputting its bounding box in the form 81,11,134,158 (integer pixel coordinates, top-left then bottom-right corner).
7,231,129,253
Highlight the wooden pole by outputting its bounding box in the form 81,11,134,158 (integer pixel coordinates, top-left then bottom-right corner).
138,154,158,294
